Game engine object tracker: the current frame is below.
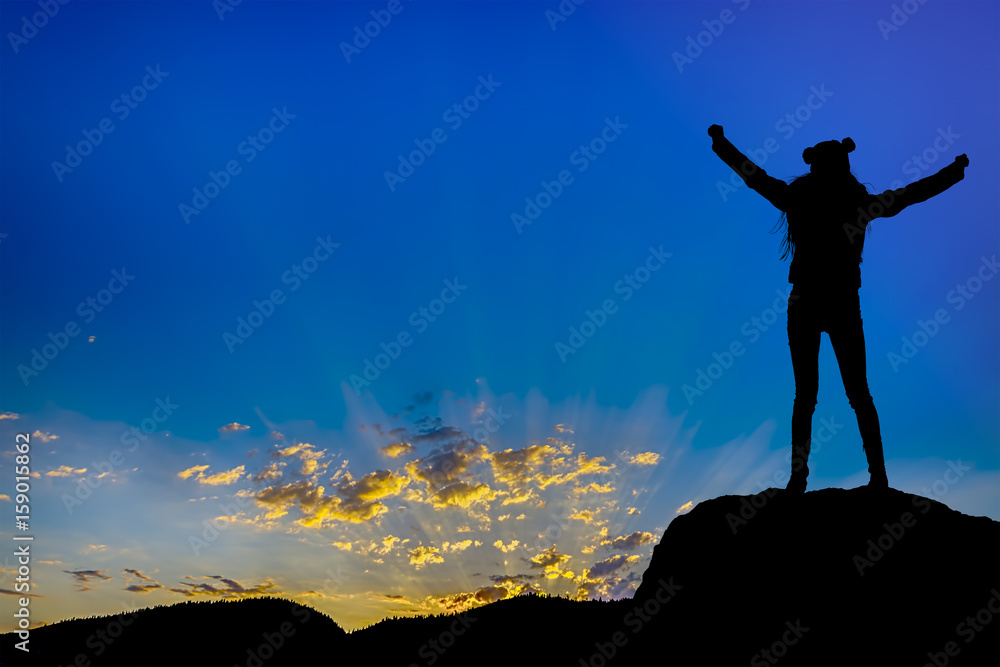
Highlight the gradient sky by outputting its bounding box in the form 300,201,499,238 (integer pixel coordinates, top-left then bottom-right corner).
1,0,998,634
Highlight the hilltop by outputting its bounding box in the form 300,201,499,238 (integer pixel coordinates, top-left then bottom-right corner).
6,487,997,666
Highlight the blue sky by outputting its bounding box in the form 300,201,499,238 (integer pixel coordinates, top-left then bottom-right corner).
1,0,997,633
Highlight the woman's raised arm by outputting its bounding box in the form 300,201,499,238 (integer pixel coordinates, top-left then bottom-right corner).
709,124,789,212
864,154,968,220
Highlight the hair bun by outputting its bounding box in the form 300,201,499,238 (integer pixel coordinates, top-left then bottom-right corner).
842,137,855,153
802,147,814,165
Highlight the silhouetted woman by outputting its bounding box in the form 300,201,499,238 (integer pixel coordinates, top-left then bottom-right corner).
708,124,968,492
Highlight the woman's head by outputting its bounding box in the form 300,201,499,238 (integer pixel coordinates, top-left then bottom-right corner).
802,137,855,176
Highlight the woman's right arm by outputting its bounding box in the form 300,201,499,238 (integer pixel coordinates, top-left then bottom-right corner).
709,124,789,211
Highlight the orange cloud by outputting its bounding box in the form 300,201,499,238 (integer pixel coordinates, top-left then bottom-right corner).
177,464,245,486
380,442,415,458
46,465,86,477
530,547,573,579
606,531,655,551
569,509,604,525
573,482,614,496
64,569,113,592
271,442,329,477
339,469,409,503
354,535,409,557
408,546,444,568
273,442,321,460
442,540,473,553
430,481,495,508
253,469,408,528
628,452,661,466
491,445,555,485
168,575,277,599
585,554,638,578
434,585,511,612
493,539,520,553
490,445,615,498
201,465,246,486
218,423,250,433
122,569,163,594
177,465,209,480
405,440,489,491
252,462,286,482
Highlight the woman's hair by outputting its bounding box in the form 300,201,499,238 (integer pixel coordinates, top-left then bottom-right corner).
770,171,873,261
770,174,807,261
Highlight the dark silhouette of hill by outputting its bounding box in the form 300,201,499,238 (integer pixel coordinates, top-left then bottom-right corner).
3,596,344,666
342,593,619,666
624,487,1000,666
5,488,997,666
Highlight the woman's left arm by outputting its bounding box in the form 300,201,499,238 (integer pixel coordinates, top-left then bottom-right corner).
870,154,968,219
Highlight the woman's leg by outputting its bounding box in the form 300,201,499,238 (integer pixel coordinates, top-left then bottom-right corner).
827,295,888,488
787,291,821,492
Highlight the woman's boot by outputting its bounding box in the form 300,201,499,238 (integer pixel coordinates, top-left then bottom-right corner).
865,441,889,490
786,442,811,493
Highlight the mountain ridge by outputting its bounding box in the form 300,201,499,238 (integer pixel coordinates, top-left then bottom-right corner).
5,486,997,666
